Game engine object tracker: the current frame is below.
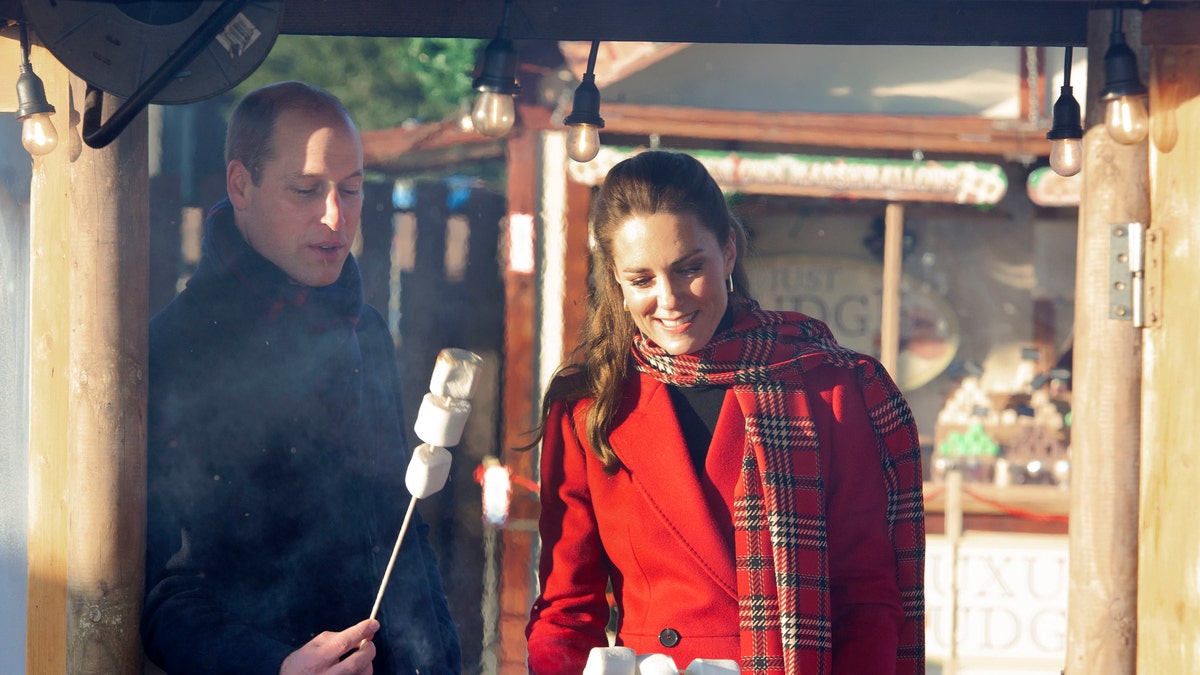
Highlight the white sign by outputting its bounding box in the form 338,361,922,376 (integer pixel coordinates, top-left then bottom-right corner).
569,147,1008,205
926,533,1068,673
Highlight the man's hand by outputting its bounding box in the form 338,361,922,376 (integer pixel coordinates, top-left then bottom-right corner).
279,619,380,675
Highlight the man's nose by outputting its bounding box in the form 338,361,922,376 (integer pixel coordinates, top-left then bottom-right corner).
322,188,344,231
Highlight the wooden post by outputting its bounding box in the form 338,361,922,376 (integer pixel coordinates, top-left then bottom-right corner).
497,120,540,675
65,76,149,673
879,202,904,375
17,38,73,675
1063,11,1147,672
943,470,963,675
1137,41,1200,675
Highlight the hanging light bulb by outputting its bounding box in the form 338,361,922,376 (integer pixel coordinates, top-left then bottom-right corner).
1100,7,1149,145
1046,46,1084,177
1104,93,1149,145
470,0,521,138
14,22,59,157
1048,134,1083,178
471,91,516,138
564,41,605,163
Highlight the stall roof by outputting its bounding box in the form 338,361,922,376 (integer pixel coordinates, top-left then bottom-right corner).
0,0,1101,47
274,0,1096,46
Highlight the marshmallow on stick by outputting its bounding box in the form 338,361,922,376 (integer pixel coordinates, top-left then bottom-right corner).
368,348,483,627
582,647,741,675
635,654,680,675
684,659,740,675
583,647,636,675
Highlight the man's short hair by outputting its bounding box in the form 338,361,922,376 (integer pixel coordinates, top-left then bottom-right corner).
224,81,354,185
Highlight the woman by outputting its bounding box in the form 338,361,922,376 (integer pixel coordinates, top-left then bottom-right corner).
524,151,925,675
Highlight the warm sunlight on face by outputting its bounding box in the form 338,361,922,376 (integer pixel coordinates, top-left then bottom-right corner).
232,108,364,287
611,211,736,355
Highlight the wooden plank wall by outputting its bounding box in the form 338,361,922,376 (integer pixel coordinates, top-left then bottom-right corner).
19,40,72,675
1139,42,1200,675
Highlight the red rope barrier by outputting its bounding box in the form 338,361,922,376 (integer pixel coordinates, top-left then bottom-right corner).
922,484,947,503
510,474,540,496
961,485,1069,523
472,461,541,496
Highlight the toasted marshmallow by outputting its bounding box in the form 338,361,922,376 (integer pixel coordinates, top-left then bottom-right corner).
429,348,484,400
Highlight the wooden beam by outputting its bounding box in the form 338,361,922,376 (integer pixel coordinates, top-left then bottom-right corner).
1063,120,1145,675
65,75,149,673
362,121,504,174
25,41,71,675
277,0,1091,46
1063,125,1144,675
1063,13,1149,673
1139,43,1200,675
0,31,18,112
599,103,1049,159
497,122,540,675
1144,6,1200,45
363,103,1054,177
879,203,903,375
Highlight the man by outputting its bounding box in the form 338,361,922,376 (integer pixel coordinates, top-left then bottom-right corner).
142,81,462,675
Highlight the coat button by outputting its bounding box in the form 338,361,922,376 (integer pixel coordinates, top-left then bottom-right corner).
658,628,680,648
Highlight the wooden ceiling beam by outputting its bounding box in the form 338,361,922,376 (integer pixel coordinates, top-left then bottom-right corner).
599,103,1049,159
361,102,1050,177
5,2,1195,48
276,0,1091,46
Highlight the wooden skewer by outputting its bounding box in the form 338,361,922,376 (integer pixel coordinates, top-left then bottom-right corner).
360,495,419,649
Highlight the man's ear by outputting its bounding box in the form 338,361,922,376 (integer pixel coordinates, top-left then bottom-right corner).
227,160,252,210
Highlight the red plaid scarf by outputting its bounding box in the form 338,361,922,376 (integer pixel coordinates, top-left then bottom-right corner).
631,300,925,675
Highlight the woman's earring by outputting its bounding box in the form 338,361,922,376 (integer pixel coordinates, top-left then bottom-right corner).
622,297,628,311
727,274,734,293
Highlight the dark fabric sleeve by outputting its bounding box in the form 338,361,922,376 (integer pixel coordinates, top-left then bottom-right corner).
141,533,295,675
141,306,290,674
141,389,295,674
525,400,612,675
812,366,906,675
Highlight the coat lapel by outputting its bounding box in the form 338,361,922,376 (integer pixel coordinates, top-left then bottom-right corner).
608,373,738,599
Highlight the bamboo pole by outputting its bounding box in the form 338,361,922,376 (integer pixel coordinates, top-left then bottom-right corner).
23,40,73,675
1137,43,1200,675
65,77,149,673
1063,12,1147,671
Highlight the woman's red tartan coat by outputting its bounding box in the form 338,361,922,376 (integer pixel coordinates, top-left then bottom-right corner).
526,350,925,675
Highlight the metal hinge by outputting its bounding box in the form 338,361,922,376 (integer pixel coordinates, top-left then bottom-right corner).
1110,222,1163,328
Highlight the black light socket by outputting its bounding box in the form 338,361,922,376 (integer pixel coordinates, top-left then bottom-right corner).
564,74,604,129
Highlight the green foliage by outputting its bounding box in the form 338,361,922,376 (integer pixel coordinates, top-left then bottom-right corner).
230,35,481,131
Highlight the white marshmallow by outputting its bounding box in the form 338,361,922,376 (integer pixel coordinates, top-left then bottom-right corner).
636,653,679,675
583,646,637,675
429,348,484,400
684,659,740,675
404,444,452,498
414,393,472,447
